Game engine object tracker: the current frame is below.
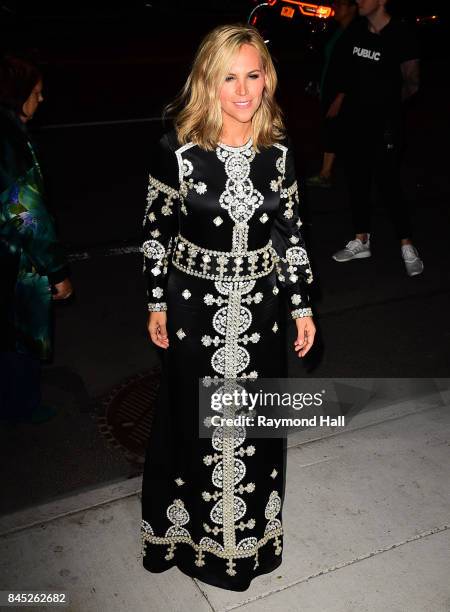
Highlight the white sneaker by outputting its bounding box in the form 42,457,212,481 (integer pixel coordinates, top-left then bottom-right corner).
333,236,371,262
401,244,424,276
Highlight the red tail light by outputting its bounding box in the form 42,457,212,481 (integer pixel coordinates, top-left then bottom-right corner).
283,1,334,19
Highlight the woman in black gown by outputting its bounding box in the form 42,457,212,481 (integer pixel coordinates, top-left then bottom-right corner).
141,24,316,591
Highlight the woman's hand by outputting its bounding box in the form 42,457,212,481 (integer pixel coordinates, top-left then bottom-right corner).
52,278,73,300
148,311,169,349
294,316,316,358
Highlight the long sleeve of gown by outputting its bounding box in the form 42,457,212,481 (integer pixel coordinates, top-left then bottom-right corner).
142,134,180,312
271,144,314,319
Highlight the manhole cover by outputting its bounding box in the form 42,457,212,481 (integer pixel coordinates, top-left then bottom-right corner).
96,366,161,464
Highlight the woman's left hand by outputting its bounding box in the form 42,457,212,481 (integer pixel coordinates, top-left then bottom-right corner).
294,316,316,358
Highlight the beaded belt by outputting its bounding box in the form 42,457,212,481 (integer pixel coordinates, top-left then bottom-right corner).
171,234,277,281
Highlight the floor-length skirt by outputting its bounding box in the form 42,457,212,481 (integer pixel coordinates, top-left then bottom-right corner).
141,266,288,591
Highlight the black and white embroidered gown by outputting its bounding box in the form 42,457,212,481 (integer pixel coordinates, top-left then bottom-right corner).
140,130,313,591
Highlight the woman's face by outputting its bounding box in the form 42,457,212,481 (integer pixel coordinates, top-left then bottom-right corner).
219,44,266,129
21,80,44,122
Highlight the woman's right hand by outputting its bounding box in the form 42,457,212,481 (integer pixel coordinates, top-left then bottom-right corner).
148,311,169,349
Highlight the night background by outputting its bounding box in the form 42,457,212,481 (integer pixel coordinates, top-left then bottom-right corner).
1,1,449,609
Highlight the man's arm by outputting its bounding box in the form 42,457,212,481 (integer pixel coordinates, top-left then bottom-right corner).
326,92,346,118
401,59,420,101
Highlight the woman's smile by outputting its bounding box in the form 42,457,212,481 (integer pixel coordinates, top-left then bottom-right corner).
233,100,252,109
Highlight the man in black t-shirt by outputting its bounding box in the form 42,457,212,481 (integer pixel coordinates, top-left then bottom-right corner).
328,0,424,276
306,0,358,189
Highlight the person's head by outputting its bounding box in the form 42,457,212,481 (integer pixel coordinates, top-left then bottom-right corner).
0,54,43,122
332,0,358,26
355,0,392,18
167,24,284,151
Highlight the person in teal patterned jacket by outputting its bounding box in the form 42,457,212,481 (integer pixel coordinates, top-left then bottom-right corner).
0,54,73,422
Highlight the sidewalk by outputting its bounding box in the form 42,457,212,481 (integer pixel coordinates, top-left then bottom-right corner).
1,391,449,611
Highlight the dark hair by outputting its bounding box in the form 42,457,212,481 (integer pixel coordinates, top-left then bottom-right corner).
0,54,42,114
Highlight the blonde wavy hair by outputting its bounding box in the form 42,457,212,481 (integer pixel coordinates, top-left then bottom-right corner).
165,24,285,151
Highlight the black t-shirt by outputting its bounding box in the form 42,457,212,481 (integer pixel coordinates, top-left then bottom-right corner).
336,17,419,117
321,24,357,109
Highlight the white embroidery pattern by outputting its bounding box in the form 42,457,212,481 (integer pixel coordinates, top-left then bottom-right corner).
200,385,260,576
178,151,208,206
143,235,175,310
172,234,275,282
144,171,180,311
142,238,173,282
286,246,309,267
143,239,165,261
281,181,298,220
276,154,285,174
148,302,167,312
146,175,178,219
163,499,193,560
291,307,313,319
216,140,263,253
176,328,186,340
264,491,283,555
274,239,314,308
193,142,282,575
270,155,285,192
141,141,284,575
182,159,193,176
